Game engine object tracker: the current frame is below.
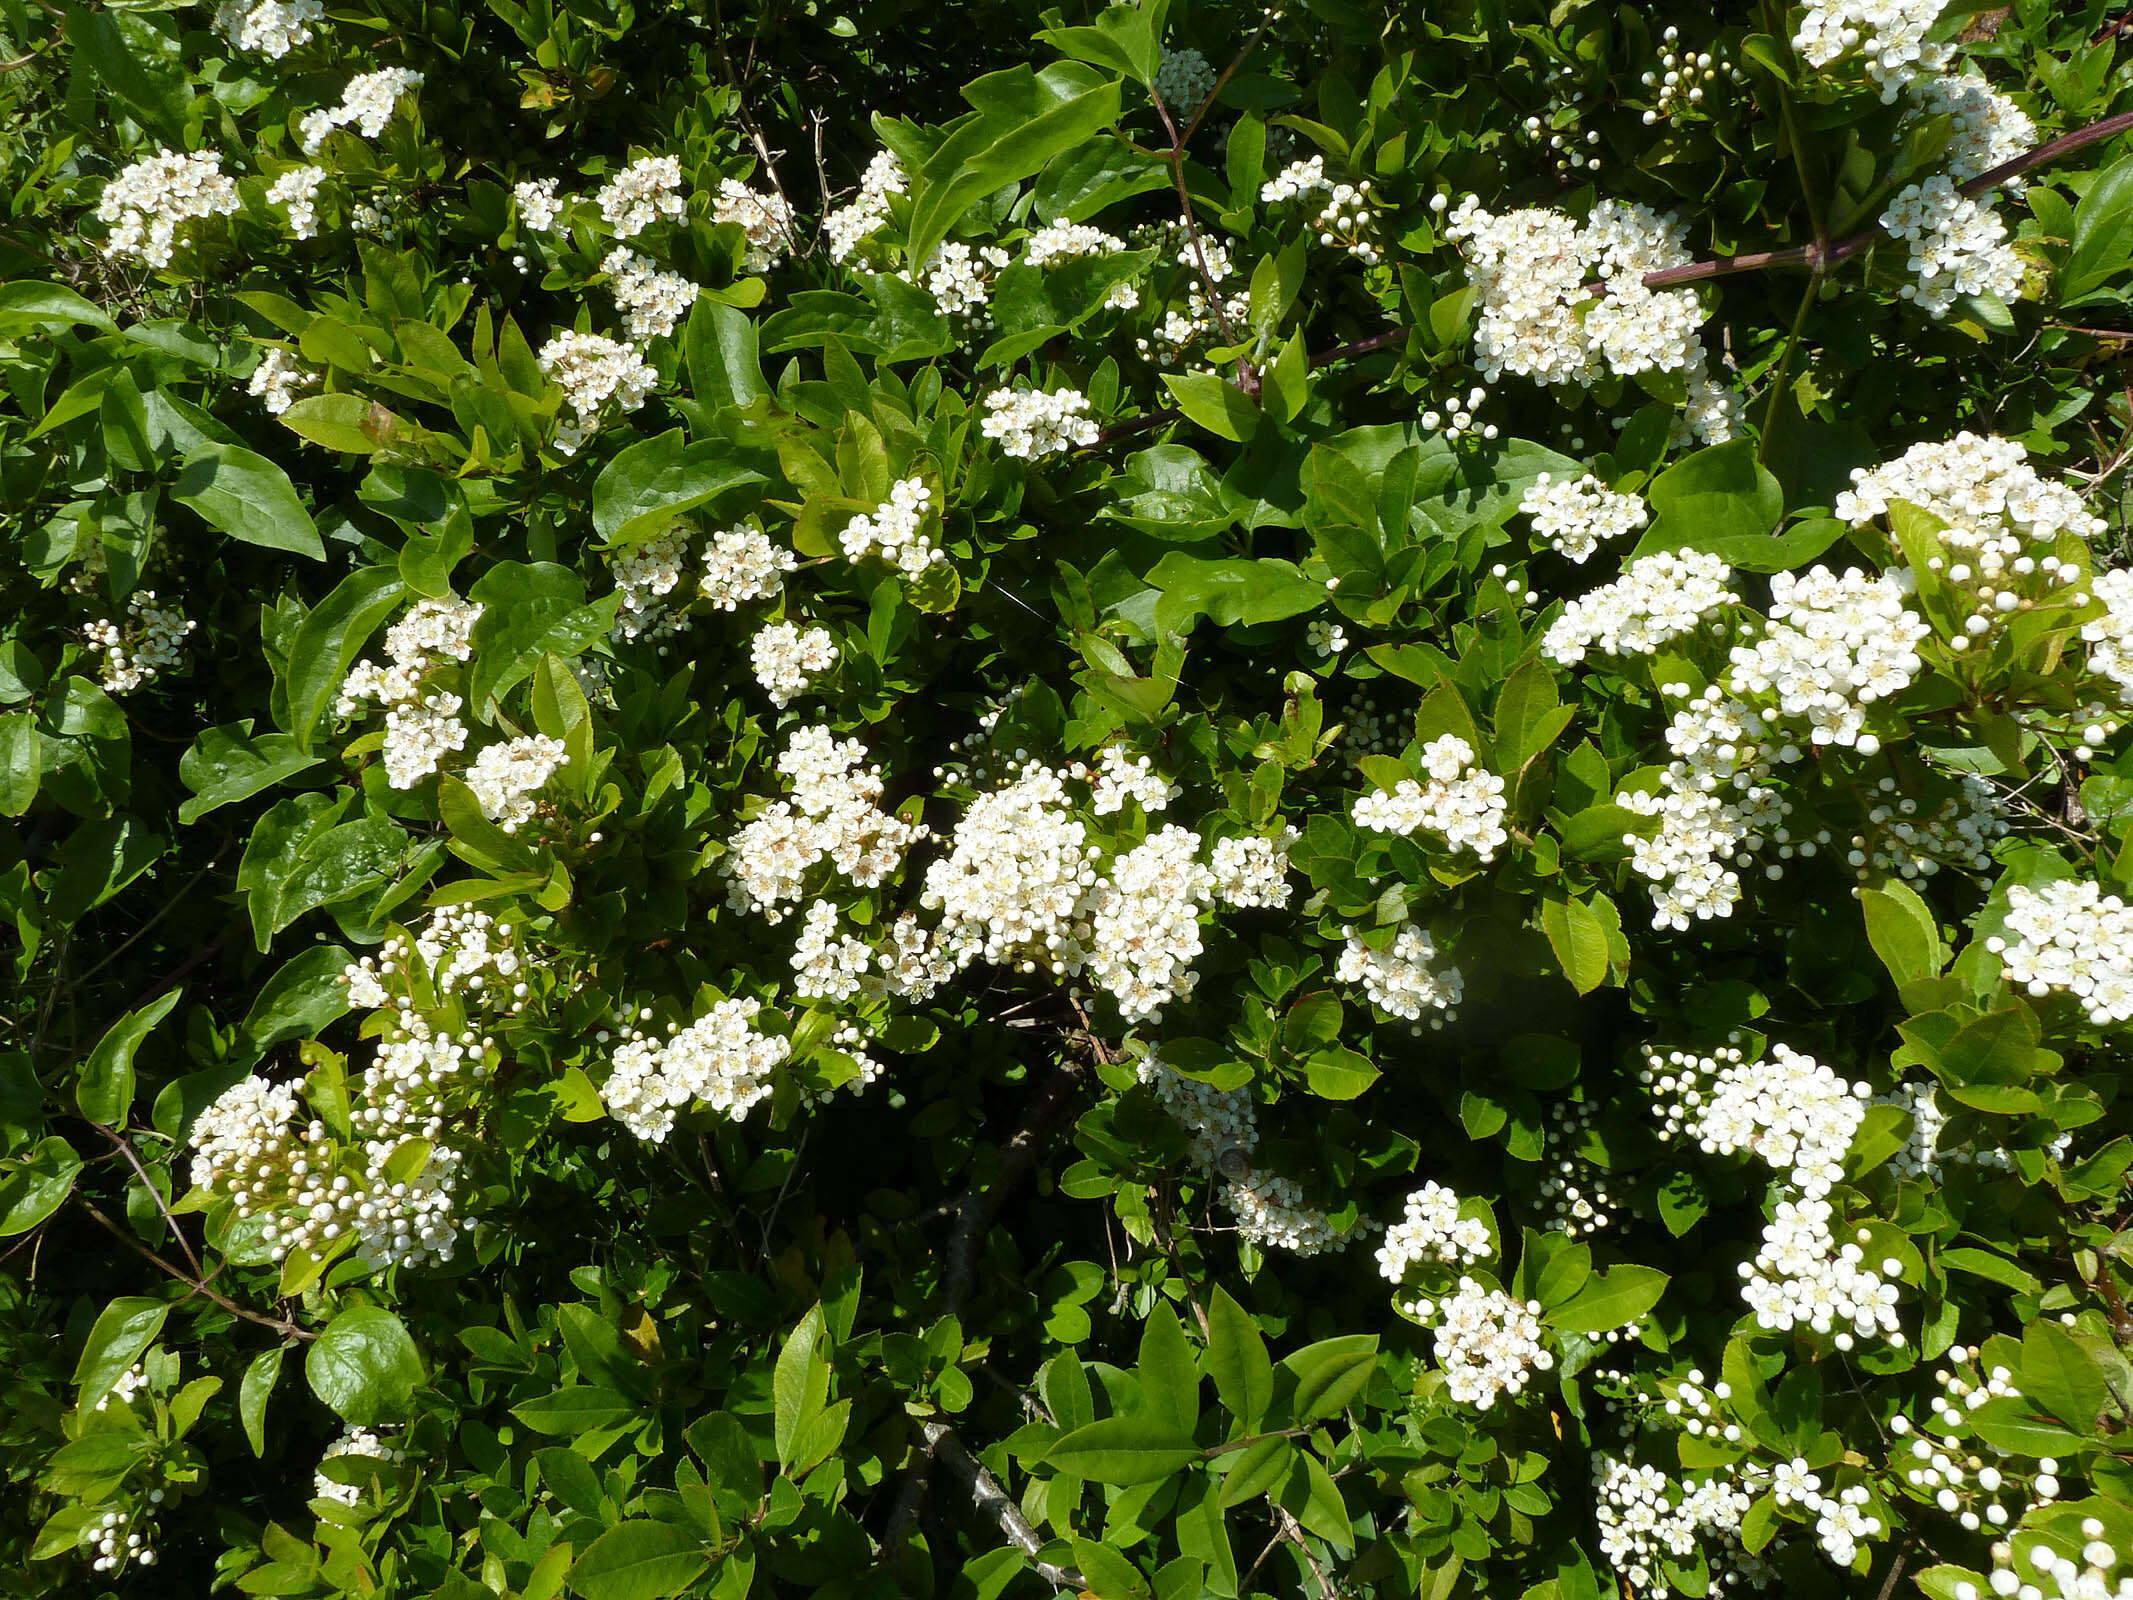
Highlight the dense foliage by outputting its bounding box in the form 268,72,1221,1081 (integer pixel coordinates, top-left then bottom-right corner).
11,0,2133,1596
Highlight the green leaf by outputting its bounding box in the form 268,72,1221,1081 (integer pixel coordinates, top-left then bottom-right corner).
1205,1288,1273,1432
0,712,37,817
0,1137,84,1236
1550,1265,1668,1335
773,1304,831,1469
467,563,612,708
685,299,765,410
1139,1303,1199,1431
2018,1321,2107,1431
1540,897,1609,995
279,394,395,454
178,723,325,824
74,1297,170,1411
2066,152,2133,304
567,1521,712,1600
1162,372,1259,442
1860,882,1944,986
241,1345,285,1457
172,443,325,560
1304,1045,1379,1100
283,566,406,748
306,1304,424,1424
0,280,119,336
1047,1415,1204,1484
1632,439,1784,560
591,428,767,544
512,1385,640,1436
1277,1333,1378,1421
1966,1396,2092,1459
76,989,181,1126
238,944,354,1056
1494,661,1571,775
1148,555,1325,631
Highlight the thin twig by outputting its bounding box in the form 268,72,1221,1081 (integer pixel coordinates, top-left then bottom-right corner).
919,1420,1088,1591
79,1199,316,1341
90,1123,205,1280
1149,85,1248,386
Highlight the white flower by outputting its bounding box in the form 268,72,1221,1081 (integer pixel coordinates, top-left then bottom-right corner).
514,177,567,232
265,165,326,239
383,692,468,787
602,998,791,1139
84,590,195,693
1378,1182,1492,1277
1087,745,1178,815
1426,1280,1552,1408
1352,734,1507,860
214,0,322,56
1520,473,1649,563
1988,879,2133,1027
465,735,566,832
1879,176,2024,316
840,477,944,574
298,67,424,155
1725,566,1928,747
1794,0,1955,100
725,726,924,920
315,1424,404,1507
2086,568,2133,700
1209,832,1295,909
538,330,656,426
596,155,686,238
602,246,699,342
96,151,240,269
982,386,1099,458
701,524,797,608
1088,825,1215,1022
1907,73,2036,189
922,762,1099,973
824,150,905,262
610,528,696,642
711,178,795,270
1336,922,1463,1023
1544,550,1733,663
750,621,836,707
247,347,316,415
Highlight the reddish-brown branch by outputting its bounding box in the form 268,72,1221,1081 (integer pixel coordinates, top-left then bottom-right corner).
79,1198,315,1341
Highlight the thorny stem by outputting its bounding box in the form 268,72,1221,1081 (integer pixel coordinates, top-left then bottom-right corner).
79,1198,316,1342
916,1420,1088,1591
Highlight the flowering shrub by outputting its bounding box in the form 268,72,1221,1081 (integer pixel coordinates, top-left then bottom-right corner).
9,0,2133,1597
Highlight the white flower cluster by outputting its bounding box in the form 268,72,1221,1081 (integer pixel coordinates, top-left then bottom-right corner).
825,150,905,262
751,620,836,707
84,590,195,694
841,477,943,574
514,177,567,232
299,67,425,154
1377,1182,1491,1278
466,734,566,832
725,725,923,919
1880,177,2024,317
710,178,795,270
1419,1280,1551,1409
1537,1100,1620,1238
1155,46,1217,111
96,1363,151,1413
1209,831,1295,908
1519,472,1650,563
1873,1080,2012,1180
1961,1528,2133,1600
1336,922,1464,1024
249,346,318,416
1260,155,1327,204
602,998,791,1140
1088,745,1178,815
1853,770,2010,881
1989,879,2133,1027
982,386,1099,458
2083,568,2133,699
314,1425,404,1507
602,247,698,342
90,1504,159,1573
596,155,686,238
1351,734,1508,860
609,527,696,643
923,762,1099,971
1839,434,2102,572
1882,1352,2062,1543
1593,1457,1762,1600
343,906,527,1011
266,165,327,239
1619,689,1787,928
1022,222,1128,267
700,524,796,608
1646,1043,1901,1346
1641,28,1733,123
1256,157,1380,261
1089,825,1215,1022
190,1024,482,1273
1421,384,1494,441
1544,550,1733,664
96,151,241,269
336,596,482,786
1793,0,1953,100
1728,567,1928,749
1137,1051,1347,1256
214,0,322,56
791,899,874,1001
1909,73,2037,188
914,240,1013,319
1647,1042,1866,1197
1446,196,1738,442
538,330,657,430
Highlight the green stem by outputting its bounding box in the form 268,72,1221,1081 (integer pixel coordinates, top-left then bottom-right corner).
1202,1426,1315,1459
1758,263,1823,464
